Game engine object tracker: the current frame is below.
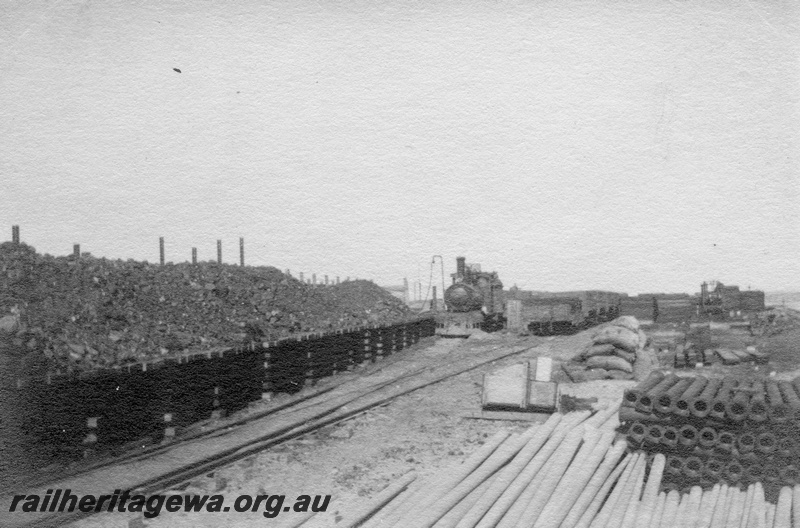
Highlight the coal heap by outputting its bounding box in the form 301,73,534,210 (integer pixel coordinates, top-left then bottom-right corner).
0,242,410,372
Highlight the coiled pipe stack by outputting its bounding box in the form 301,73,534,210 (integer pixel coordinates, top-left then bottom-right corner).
620,370,800,499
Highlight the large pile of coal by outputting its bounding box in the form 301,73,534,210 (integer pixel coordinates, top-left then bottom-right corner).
0,242,411,372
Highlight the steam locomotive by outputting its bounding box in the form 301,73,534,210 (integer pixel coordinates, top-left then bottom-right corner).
434,257,622,337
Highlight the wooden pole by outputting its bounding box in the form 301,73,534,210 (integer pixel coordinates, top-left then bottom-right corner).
239,237,244,266
336,276,340,285
11,225,19,243
217,240,222,264
325,275,329,285
73,244,80,258
159,237,165,265
192,247,197,265
299,272,304,282
312,273,317,285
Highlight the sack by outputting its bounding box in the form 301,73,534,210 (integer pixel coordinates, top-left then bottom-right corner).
610,316,640,333
593,326,639,353
581,343,616,359
638,329,648,349
586,355,633,373
606,370,634,380
612,347,636,363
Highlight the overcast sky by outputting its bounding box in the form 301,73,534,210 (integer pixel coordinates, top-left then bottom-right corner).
2,0,798,295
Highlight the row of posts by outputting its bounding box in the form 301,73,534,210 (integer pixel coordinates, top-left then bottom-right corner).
9,226,359,284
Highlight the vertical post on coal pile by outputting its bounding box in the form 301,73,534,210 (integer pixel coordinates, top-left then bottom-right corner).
312,273,317,285
325,275,329,285
11,225,19,243
163,413,175,443
432,286,438,312
159,237,165,265
285,269,290,276
336,276,340,285
192,247,197,265
211,387,223,419
403,277,409,303
73,244,81,258
239,237,244,267
217,240,222,264
299,272,304,282
83,417,99,457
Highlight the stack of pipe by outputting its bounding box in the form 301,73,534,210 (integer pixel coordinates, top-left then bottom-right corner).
620,370,800,498
346,407,649,528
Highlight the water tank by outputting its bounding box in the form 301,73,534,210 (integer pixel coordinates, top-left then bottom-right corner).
445,283,484,313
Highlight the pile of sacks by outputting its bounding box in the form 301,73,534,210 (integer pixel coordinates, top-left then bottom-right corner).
572,316,648,380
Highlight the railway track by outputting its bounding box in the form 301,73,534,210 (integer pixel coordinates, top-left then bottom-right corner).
2,337,538,528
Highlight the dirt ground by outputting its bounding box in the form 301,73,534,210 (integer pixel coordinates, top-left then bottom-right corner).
67,317,800,528
69,329,633,528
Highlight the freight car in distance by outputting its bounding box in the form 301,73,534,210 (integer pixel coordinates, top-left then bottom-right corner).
504,288,622,335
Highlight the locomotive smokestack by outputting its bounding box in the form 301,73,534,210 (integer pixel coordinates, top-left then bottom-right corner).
456,256,466,278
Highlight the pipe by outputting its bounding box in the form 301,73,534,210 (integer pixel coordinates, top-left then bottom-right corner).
704,458,725,480
431,471,499,528
697,484,721,528
680,486,703,528
649,492,666,528
586,453,643,528
723,460,743,483
635,453,666,527
655,377,694,415
683,456,704,479
571,453,633,528
744,461,765,483
779,465,799,485
593,453,646,528
777,435,795,458
717,431,736,454
690,377,723,419
773,486,792,528
661,426,679,449
698,426,718,448
738,431,756,454
766,379,790,424
708,484,730,528
756,431,778,455
748,379,769,423
627,421,646,445
726,379,753,422
740,484,756,528
645,424,665,446
558,439,628,528
386,430,510,528
779,381,800,421
624,370,666,408
637,373,681,414
475,412,589,528
452,413,563,528
710,376,740,420
793,486,800,528
619,406,676,424
666,455,684,477
678,424,699,448
533,429,614,528
619,456,648,528
673,376,708,417
659,490,680,528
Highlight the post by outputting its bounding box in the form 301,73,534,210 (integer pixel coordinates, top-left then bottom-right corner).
239,237,244,267
73,244,81,258
285,269,291,276
432,286,437,311
324,275,329,285
506,299,523,332
336,276,340,285
403,278,409,303
159,237,165,265
192,247,197,265
299,272,304,282
11,225,19,244
217,240,222,264
312,273,317,285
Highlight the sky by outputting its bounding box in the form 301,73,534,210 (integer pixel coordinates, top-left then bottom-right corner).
1,0,798,296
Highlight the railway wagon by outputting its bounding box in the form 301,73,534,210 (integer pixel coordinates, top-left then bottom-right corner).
505,289,623,335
